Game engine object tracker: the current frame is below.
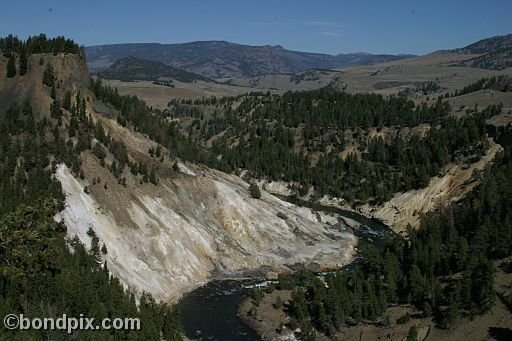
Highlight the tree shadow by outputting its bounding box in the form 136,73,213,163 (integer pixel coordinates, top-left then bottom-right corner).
488,327,512,341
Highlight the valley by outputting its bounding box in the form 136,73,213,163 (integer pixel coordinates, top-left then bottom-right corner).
102,78,251,110
97,50,512,120
0,27,512,341
84,33,512,341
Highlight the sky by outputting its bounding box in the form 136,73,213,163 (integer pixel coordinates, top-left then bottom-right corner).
0,0,511,55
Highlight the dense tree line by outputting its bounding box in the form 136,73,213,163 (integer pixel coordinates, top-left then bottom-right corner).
281,146,512,338
212,109,490,201
247,89,449,128
0,34,82,56
445,75,511,98
154,80,174,87
415,80,442,95
0,104,68,214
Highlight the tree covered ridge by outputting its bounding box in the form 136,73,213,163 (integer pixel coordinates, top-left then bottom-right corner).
176,90,501,202
242,89,447,128
278,145,512,339
444,75,512,98
1,34,83,79
91,80,504,203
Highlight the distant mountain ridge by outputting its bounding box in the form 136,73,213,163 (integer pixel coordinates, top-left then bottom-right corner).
98,56,210,83
455,33,512,70
457,33,512,54
85,41,415,79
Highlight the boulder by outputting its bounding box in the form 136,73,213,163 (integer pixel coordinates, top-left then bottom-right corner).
305,262,321,272
277,212,288,220
265,271,279,280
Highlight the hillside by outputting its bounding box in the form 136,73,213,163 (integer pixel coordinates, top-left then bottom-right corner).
456,33,512,70
457,33,512,54
0,37,357,304
85,40,415,78
99,56,211,83
0,35,89,116
0,35,187,339
91,34,512,109
463,49,512,70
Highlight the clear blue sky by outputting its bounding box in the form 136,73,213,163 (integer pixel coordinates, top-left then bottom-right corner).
1,0,510,55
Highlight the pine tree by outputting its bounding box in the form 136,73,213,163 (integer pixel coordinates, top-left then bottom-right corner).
63,90,72,110
274,295,282,309
407,326,418,341
6,54,16,77
50,84,56,99
19,47,28,75
42,64,54,87
470,260,496,314
249,181,261,199
173,160,180,172
149,168,157,185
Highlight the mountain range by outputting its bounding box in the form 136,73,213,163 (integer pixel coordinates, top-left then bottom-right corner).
85,41,415,79
86,34,512,80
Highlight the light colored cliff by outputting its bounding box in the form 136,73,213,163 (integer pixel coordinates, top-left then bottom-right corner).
55,113,356,303
320,140,503,235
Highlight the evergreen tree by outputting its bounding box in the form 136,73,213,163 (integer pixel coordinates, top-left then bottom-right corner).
6,54,16,77
63,90,72,110
249,181,261,199
149,168,157,185
42,64,54,87
173,160,180,172
19,47,28,75
407,326,418,341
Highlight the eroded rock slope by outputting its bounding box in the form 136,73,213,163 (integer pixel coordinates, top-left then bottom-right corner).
55,113,356,302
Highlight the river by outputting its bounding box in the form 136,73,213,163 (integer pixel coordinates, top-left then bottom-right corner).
178,201,394,340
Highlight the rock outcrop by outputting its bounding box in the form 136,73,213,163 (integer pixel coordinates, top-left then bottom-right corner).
347,140,502,234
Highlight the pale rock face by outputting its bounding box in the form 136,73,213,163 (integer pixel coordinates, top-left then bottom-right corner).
256,179,294,196
357,140,503,234
55,163,356,302
320,140,503,235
